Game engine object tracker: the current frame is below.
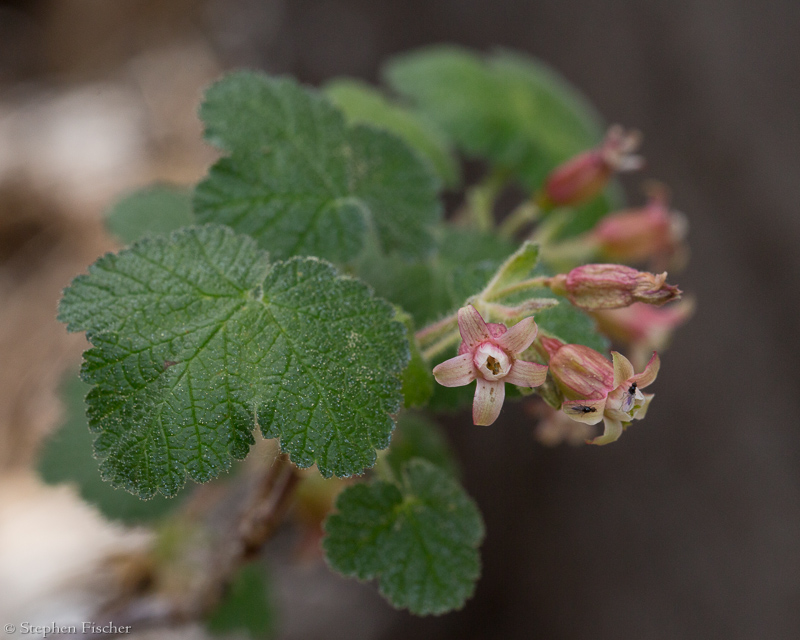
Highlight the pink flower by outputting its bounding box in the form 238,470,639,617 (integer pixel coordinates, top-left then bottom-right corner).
432,305,548,426
548,263,681,310
541,337,659,445
591,183,688,270
539,125,643,209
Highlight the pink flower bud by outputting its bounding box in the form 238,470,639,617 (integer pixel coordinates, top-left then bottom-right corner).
591,183,688,269
549,264,681,310
539,125,643,209
432,306,548,426
591,299,694,369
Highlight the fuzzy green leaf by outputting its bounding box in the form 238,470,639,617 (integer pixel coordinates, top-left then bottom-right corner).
323,459,484,615
385,47,624,235
324,78,460,188
356,227,515,327
385,46,603,189
397,311,434,408
106,185,194,245
194,72,441,263
58,225,408,498
39,377,182,522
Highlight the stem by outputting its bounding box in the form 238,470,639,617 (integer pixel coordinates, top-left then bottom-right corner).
414,312,458,347
421,330,462,361
58,456,301,640
486,276,553,301
498,200,540,238
465,169,508,231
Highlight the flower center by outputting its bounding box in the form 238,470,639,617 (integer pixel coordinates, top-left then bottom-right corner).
474,343,511,381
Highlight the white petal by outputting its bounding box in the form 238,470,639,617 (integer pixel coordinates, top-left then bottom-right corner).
504,360,548,388
632,352,660,388
495,316,538,354
458,305,491,349
587,417,624,445
473,379,505,426
432,353,475,387
612,351,635,388
562,397,606,425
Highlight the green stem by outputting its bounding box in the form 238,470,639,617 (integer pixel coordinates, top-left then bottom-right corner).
421,330,462,362
465,169,508,232
486,276,553,301
498,200,540,238
414,313,458,348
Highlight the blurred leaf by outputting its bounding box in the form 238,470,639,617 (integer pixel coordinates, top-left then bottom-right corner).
207,563,275,639
194,71,442,263
324,459,484,615
106,186,194,244
39,376,179,523
385,46,625,236
324,78,460,188
356,227,515,326
386,413,459,479
397,311,434,408
525,290,610,353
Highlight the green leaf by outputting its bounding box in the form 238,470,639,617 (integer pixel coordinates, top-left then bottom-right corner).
522,289,610,353
385,46,603,189
39,376,181,523
106,185,194,245
324,458,484,615
356,227,515,326
58,225,409,498
481,240,539,298
385,414,459,479
194,71,441,263
397,311,434,408
207,563,275,639
385,47,624,236
324,78,460,188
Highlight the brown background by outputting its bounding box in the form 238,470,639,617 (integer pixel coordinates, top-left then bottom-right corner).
1,1,799,638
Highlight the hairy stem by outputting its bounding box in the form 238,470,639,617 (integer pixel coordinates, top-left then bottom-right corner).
498,200,540,238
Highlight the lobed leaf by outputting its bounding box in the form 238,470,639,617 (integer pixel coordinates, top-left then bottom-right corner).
106,185,194,245
324,78,460,188
58,225,409,498
194,72,441,263
385,46,625,235
323,459,484,615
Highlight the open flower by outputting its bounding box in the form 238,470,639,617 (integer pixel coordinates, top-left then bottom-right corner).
432,305,548,426
541,337,659,445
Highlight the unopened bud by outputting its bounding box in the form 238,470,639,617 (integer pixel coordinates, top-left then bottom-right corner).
539,125,643,209
592,182,688,269
549,264,681,310
545,342,615,400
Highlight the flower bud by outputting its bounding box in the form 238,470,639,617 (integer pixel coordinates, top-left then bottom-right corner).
549,264,681,310
591,182,688,269
546,342,614,400
591,299,694,368
538,125,643,209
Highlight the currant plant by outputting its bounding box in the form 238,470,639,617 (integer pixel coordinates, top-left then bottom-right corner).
54,45,691,621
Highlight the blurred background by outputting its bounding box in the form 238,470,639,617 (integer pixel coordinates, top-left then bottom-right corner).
1,0,799,638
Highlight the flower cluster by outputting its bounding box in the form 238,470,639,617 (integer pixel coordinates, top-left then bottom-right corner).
540,337,659,445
